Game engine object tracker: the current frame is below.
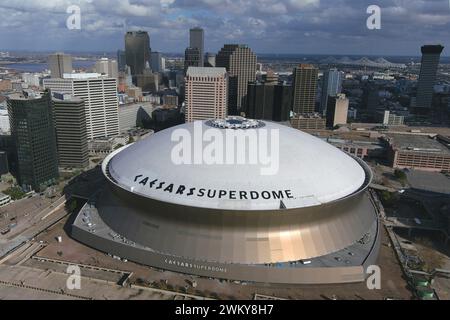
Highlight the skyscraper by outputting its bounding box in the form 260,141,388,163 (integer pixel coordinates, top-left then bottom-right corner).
273,84,293,122
185,67,228,123
7,90,59,191
292,64,318,115
135,68,159,93
95,58,119,79
150,51,163,72
326,93,349,128
190,27,204,67
125,31,151,76
246,82,274,120
321,68,343,115
44,74,119,140
414,44,444,114
184,47,201,74
216,44,257,115
117,50,126,71
49,53,73,78
52,93,89,169
246,80,292,122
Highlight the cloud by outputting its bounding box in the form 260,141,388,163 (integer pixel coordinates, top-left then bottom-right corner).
0,0,448,55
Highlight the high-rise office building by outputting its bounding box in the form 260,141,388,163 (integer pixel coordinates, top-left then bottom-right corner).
125,31,151,76
246,82,274,120
95,58,119,79
246,81,292,122
321,68,343,115
184,47,201,74
117,50,126,71
273,84,293,122
49,53,73,78
135,67,159,93
150,51,163,72
7,90,59,191
185,67,228,123
44,74,119,140
414,44,445,114
52,93,89,169
292,64,318,115
190,27,204,67
326,93,349,128
216,44,257,114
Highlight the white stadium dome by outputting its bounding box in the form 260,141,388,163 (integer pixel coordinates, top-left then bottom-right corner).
107,119,366,210
72,117,380,284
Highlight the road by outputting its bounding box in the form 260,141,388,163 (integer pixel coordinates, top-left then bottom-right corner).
0,196,68,258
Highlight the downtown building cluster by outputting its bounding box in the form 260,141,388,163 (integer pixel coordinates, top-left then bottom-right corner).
0,21,448,292
0,26,447,199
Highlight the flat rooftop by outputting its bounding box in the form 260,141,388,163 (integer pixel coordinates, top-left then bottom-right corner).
386,133,450,154
8,92,43,100
312,130,382,143
186,67,226,77
63,73,103,79
351,123,450,137
406,170,450,195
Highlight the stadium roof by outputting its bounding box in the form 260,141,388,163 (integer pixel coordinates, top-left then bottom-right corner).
105,119,367,210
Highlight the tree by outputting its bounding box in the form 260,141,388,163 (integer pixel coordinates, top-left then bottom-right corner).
394,169,407,186
394,169,407,181
3,186,26,200
380,190,398,207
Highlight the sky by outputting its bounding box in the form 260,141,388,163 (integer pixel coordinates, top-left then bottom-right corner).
0,0,449,56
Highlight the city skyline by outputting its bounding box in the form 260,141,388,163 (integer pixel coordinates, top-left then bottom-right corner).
1,1,450,303
0,0,449,56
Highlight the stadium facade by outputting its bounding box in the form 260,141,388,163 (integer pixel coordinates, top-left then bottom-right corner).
72,118,380,284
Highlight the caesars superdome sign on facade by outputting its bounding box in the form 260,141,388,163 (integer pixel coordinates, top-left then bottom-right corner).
132,174,295,201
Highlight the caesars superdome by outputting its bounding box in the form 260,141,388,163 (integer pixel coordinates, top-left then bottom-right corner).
72,117,380,284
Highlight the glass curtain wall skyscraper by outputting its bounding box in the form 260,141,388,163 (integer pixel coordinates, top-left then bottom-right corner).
189,27,204,67
414,44,444,114
7,90,59,191
125,31,151,76
321,68,343,115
